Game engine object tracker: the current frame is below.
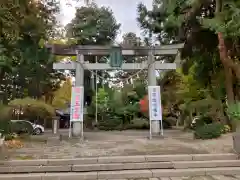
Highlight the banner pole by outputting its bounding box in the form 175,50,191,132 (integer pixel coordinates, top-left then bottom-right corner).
69,121,72,138
149,119,152,140
160,118,164,136
81,120,84,140
148,86,152,140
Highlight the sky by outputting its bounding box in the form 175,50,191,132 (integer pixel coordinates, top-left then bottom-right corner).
59,0,153,41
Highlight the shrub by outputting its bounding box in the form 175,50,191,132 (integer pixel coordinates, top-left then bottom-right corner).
194,123,223,139
4,133,17,141
192,115,213,129
0,106,12,135
0,120,11,135
9,98,55,120
127,118,149,130
98,116,122,131
10,121,34,135
227,102,240,120
163,117,176,128
221,125,231,134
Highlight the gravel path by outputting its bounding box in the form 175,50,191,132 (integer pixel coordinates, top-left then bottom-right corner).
4,129,234,159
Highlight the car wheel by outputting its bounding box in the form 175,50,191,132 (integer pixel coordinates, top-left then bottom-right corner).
34,128,42,135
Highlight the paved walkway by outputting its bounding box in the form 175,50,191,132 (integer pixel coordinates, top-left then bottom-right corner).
4,130,234,159
133,176,240,179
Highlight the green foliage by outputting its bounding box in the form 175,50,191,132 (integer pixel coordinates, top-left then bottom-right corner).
0,0,63,103
137,0,240,124
66,5,120,45
98,116,122,131
9,98,55,120
10,121,34,135
221,125,231,134
227,102,240,121
87,81,147,130
0,105,12,135
201,1,240,37
192,116,213,130
4,134,16,141
95,88,110,116
194,123,223,140
126,118,149,130
0,120,11,135
52,78,72,108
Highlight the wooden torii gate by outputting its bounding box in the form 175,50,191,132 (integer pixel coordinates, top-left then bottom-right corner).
47,44,184,137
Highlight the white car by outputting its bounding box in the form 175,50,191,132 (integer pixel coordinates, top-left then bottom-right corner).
30,122,45,135
11,120,44,135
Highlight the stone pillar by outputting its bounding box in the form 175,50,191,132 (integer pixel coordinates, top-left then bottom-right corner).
52,116,59,134
72,53,84,137
148,50,160,135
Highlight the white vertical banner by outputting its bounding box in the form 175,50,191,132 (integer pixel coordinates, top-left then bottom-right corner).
70,86,84,122
148,86,162,121
148,86,163,138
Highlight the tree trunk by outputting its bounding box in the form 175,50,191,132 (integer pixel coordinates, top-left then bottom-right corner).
217,32,240,80
215,0,236,103
223,64,234,103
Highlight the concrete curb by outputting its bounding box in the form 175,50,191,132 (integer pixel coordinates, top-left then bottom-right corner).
0,153,237,166
1,167,240,180
0,160,240,174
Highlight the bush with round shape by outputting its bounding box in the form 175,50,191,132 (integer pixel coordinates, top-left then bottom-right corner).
192,115,213,129
9,98,55,120
10,121,34,135
194,123,223,139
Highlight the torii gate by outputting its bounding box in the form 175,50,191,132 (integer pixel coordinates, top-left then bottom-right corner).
47,44,184,137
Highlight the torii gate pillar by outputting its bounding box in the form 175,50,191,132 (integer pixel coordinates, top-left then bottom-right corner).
148,50,160,135
72,53,84,137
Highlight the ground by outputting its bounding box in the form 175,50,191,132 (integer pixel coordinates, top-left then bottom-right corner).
127,176,240,180
3,129,234,160
127,176,240,179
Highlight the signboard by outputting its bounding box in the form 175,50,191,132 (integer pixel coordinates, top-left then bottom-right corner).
70,86,84,122
109,46,123,68
148,86,162,121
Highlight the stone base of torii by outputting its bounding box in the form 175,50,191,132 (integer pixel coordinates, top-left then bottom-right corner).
47,44,184,138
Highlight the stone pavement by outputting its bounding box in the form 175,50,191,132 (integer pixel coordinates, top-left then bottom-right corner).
5,130,234,160
146,176,240,179
130,177,240,180
1,175,240,180
131,177,240,180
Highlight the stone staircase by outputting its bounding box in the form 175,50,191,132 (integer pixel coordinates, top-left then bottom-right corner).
0,153,240,180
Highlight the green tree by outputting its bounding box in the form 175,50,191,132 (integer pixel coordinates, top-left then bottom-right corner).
90,88,109,120
52,78,72,108
66,4,120,45
137,0,240,104
65,4,120,105
0,0,64,103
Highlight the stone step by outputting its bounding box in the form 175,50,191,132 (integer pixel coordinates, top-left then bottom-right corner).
1,167,240,180
173,160,240,169
0,160,240,173
0,153,238,167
